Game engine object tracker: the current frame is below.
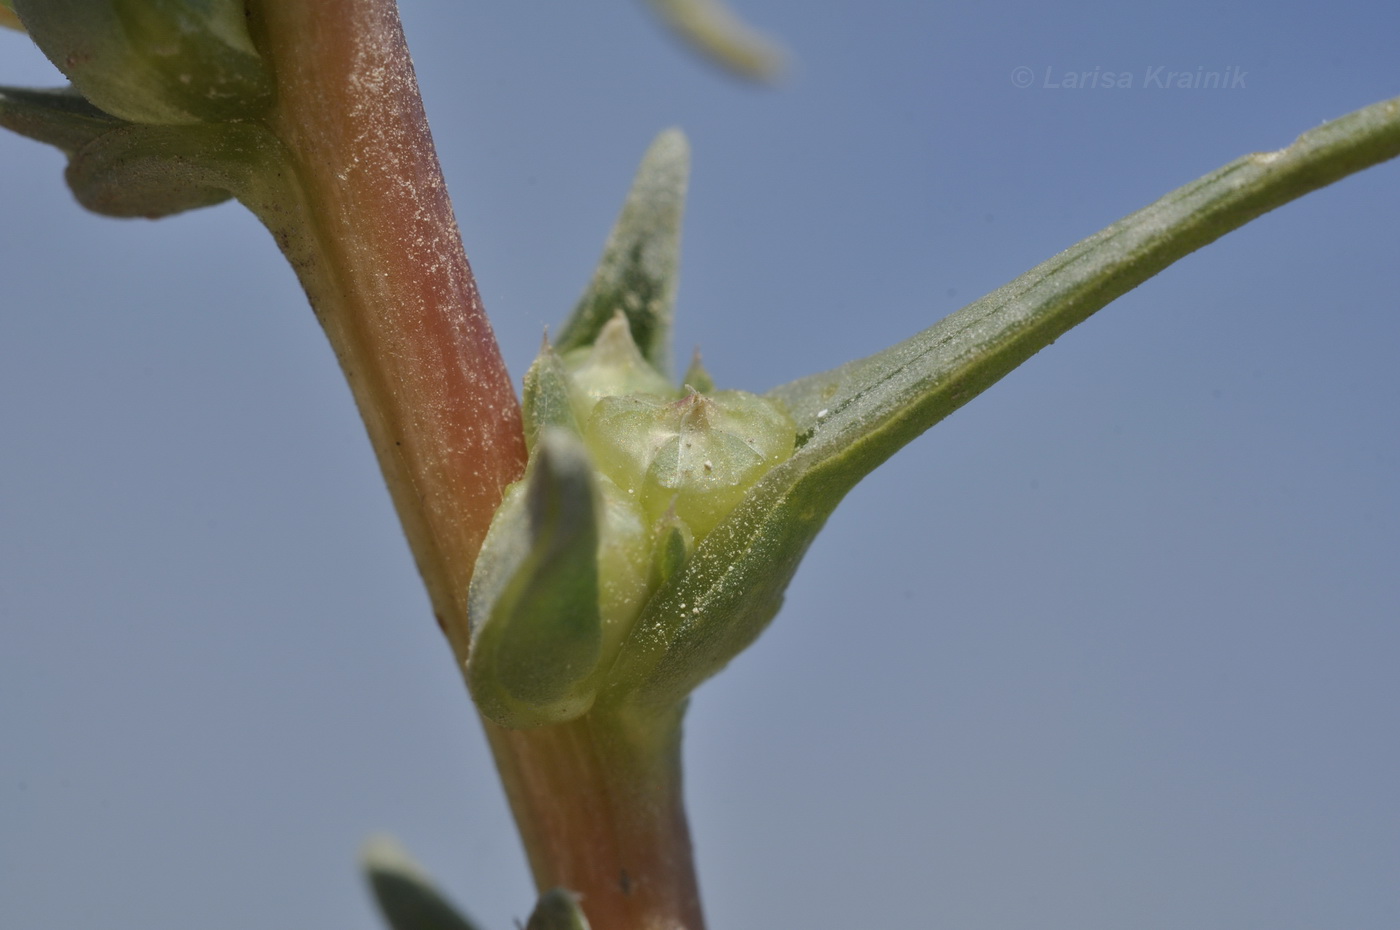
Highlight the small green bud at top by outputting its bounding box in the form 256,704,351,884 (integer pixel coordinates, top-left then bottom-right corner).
14,0,274,124
681,347,716,394
561,313,674,422
652,503,694,587
522,340,581,451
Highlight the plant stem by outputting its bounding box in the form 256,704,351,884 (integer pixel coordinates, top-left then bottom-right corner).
242,0,527,653
239,5,706,924
486,704,706,930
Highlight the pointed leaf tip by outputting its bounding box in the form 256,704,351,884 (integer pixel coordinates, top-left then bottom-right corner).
556,130,691,375
614,94,1400,710
0,86,121,154
361,836,485,930
681,347,716,394
522,343,580,452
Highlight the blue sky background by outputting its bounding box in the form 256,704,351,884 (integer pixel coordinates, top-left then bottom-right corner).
3,2,1398,928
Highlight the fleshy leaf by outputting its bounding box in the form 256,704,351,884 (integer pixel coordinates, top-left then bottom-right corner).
13,0,273,124
1,85,284,219
607,95,1400,708
63,120,282,218
467,429,604,728
361,836,485,930
643,0,785,82
555,129,689,375
525,888,592,930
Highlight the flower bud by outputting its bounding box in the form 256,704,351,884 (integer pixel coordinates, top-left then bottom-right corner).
584,387,797,539
469,323,797,727
13,0,273,124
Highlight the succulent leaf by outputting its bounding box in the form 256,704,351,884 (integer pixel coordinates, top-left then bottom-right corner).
13,0,273,124
555,130,689,375
1,84,285,219
64,119,282,218
608,96,1400,709
467,430,606,728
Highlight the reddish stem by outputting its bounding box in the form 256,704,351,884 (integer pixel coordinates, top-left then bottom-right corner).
244,0,526,650
241,6,706,926
487,705,707,930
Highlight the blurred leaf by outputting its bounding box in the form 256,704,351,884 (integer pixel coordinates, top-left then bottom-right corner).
525,888,592,930
642,0,785,82
12,0,272,124
468,429,604,728
1,85,284,218
362,836,484,930
0,85,122,153
556,129,690,376
1,1,23,32
608,95,1400,708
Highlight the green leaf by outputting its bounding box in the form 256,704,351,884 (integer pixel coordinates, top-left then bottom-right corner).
13,0,272,124
522,340,581,452
1,85,285,219
0,85,122,153
525,888,592,930
467,429,604,728
63,120,283,219
607,95,1400,708
642,0,785,82
361,836,485,930
555,129,690,376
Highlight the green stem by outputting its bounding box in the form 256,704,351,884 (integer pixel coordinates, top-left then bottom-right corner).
486,704,706,930
241,0,527,654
